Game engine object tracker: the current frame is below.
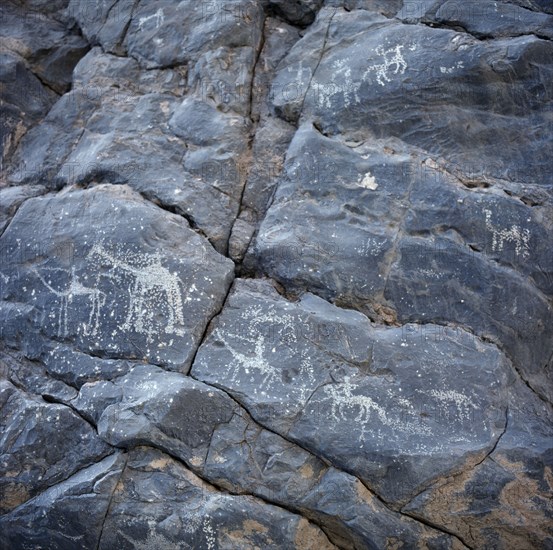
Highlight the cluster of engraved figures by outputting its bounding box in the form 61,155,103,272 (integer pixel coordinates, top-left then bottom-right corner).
31,243,186,341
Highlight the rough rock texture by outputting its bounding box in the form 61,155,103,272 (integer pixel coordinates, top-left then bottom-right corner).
1,0,552,549
193,278,512,506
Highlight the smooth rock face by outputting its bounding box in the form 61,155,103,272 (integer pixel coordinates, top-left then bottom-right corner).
398,0,553,39
6,0,266,253
403,377,553,549
1,0,552,548
251,124,553,402
0,184,46,233
71,360,460,548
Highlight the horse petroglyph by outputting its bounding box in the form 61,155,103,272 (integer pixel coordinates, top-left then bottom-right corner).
364,45,408,86
210,305,319,403
310,43,411,109
215,330,280,389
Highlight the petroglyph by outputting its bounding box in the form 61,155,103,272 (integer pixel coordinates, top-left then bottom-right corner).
31,243,189,342
210,304,318,401
324,376,431,439
119,529,189,550
313,58,360,109
214,330,280,389
440,61,464,74
119,521,194,550
88,243,186,342
203,516,216,550
424,389,478,422
483,208,530,258
241,304,298,345
138,8,164,31
32,266,106,337
364,45,408,86
311,44,411,109
282,59,312,103
355,237,385,257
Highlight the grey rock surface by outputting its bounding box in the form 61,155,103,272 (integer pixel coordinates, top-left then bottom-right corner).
0,378,111,514
99,446,336,550
71,355,462,548
1,0,551,548
398,0,553,39
0,184,234,369
0,453,126,550
192,278,512,505
270,8,553,184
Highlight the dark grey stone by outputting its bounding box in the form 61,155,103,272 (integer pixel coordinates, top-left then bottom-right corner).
67,0,134,55
402,375,553,548
0,347,78,404
1,1,551,546
0,185,234,369
74,364,236,464
192,278,512,505
0,2,89,93
398,0,553,39
386,236,553,403
6,46,256,252
125,0,264,70
325,0,403,17
0,185,46,234
266,0,324,26
0,453,126,550
72,360,459,547
40,344,134,388
250,125,553,401
270,8,553,184
99,446,335,550
0,51,58,164
0,379,111,514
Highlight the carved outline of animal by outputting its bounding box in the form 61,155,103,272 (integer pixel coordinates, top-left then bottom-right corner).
324,376,432,438
483,208,530,259
325,376,389,426
32,265,106,337
363,44,407,86
88,243,186,341
214,329,279,389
